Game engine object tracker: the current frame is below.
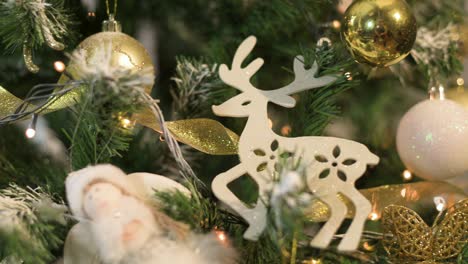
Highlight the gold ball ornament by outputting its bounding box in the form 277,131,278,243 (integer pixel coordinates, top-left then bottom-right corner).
60,17,155,93
341,0,417,67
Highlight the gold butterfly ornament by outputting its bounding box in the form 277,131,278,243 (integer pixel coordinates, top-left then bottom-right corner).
382,198,467,263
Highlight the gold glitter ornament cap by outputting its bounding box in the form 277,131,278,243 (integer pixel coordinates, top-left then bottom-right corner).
102,14,122,32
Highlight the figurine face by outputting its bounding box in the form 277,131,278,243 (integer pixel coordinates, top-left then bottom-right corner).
83,182,123,219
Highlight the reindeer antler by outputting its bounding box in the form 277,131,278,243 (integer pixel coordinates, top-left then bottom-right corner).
220,36,337,96
219,36,264,91
272,56,337,96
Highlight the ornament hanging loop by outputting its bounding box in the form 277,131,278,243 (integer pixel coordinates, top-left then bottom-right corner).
105,0,118,18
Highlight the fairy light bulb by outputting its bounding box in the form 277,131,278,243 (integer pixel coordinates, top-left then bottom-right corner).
434,196,446,212
217,232,226,241
215,230,227,244
25,114,38,139
281,125,291,136
402,169,413,181
332,20,341,29
436,202,445,212
117,113,135,129
369,212,380,221
362,241,375,251
25,128,36,138
54,61,66,72
429,86,437,100
121,118,132,128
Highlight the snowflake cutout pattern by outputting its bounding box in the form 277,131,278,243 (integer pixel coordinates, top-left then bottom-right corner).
314,146,357,182
253,139,281,172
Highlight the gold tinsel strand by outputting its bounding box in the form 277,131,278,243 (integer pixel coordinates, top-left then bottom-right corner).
23,43,39,73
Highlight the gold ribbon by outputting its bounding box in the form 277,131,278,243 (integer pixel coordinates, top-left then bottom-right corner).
0,85,239,155
134,107,239,155
305,181,467,222
0,86,24,116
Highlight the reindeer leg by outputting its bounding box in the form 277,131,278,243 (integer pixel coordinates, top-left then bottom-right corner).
310,194,347,249
243,201,267,240
211,164,266,240
337,188,372,251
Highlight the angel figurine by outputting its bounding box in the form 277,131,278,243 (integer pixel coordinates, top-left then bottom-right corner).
64,164,237,264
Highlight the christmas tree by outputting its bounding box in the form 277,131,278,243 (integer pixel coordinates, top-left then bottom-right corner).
0,0,466,263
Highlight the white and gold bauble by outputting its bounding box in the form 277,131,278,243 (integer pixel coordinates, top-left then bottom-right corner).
62,15,155,93
396,99,468,181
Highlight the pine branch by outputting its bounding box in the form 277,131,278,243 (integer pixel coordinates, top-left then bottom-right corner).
0,0,75,52
0,184,67,264
411,23,463,82
289,42,358,137
155,187,283,264
150,57,231,179
0,124,67,193
170,57,229,119
240,0,338,39
64,46,154,170
407,0,465,25
458,243,468,264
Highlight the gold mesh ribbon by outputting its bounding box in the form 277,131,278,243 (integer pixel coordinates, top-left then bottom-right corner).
0,86,24,116
304,181,467,222
382,199,468,262
0,85,238,155
0,86,80,117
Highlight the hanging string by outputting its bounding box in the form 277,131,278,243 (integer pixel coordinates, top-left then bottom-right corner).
140,92,205,189
105,0,118,17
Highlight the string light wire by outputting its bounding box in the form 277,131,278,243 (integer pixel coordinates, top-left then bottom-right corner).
0,73,83,125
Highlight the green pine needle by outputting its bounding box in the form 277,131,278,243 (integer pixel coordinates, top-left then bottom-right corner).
0,0,75,53
0,185,66,264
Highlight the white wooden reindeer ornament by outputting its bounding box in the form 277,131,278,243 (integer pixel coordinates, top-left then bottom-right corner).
211,36,380,251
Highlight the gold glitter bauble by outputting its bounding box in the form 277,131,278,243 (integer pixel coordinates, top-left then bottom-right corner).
63,19,155,93
341,0,417,67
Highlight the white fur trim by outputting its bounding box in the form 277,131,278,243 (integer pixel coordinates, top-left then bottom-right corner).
66,164,140,218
